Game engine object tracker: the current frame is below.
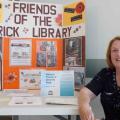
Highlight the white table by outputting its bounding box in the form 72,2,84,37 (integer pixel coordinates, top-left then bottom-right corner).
0,95,80,120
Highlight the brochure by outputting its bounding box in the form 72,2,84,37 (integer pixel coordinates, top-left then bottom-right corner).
41,70,74,96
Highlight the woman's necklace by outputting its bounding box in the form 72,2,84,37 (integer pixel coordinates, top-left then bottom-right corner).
113,71,120,91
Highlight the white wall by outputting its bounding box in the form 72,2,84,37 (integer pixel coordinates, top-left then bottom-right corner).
18,0,120,59
85,0,120,59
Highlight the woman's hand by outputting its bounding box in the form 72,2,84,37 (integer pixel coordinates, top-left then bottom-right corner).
79,103,95,120
79,87,96,120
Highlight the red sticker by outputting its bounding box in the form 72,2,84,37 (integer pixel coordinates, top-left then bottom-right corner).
75,2,85,14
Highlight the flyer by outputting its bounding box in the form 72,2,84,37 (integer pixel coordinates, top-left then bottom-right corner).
41,70,74,96
20,69,41,90
41,71,60,96
10,39,32,66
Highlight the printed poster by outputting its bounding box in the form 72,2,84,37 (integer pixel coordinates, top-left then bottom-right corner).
20,69,41,90
41,71,60,96
41,70,74,96
36,41,57,67
10,39,32,66
64,36,85,67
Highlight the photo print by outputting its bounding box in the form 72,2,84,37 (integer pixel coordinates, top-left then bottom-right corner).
36,41,57,67
64,36,83,66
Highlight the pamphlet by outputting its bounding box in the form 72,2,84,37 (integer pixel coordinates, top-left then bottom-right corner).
41,70,74,96
41,71,60,96
8,96,42,106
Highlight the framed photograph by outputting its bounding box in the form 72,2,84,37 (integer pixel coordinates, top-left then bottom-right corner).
64,36,85,67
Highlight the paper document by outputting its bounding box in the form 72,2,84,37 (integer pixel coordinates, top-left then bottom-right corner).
45,97,78,105
41,70,74,96
8,96,42,106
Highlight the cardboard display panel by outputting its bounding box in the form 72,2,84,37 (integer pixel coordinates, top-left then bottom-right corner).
0,0,85,91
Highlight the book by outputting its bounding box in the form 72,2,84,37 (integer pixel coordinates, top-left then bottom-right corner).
45,96,78,105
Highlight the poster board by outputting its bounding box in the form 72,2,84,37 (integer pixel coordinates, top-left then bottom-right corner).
0,0,85,92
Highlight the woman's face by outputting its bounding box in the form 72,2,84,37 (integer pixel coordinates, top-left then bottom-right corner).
111,40,120,69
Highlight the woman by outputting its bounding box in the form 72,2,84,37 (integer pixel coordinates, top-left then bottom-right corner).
79,36,120,120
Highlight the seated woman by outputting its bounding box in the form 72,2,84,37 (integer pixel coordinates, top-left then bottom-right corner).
79,36,120,120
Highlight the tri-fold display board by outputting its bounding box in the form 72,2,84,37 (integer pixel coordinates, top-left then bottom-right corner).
0,0,85,96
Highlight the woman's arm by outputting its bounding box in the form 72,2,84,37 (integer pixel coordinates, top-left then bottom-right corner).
79,87,96,120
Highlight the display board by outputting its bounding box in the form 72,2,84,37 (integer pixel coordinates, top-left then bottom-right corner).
0,0,85,94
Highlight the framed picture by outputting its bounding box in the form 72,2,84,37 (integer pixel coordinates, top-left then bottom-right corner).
64,36,85,67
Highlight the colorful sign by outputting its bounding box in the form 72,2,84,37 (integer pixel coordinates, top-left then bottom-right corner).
1,0,85,91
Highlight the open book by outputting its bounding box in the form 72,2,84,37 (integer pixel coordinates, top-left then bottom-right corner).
8,96,42,106
44,97,78,105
